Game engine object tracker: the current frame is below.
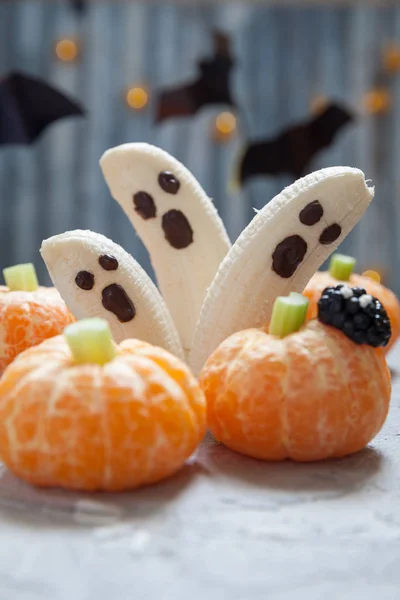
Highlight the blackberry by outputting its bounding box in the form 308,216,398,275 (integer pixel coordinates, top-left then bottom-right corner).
317,284,391,347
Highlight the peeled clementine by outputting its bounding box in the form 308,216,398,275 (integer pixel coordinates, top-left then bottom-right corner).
200,320,391,462
0,286,75,372
0,336,206,491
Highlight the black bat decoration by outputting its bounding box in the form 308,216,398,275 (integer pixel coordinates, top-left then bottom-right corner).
0,71,85,146
70,0,86,14
237,103,354,186
156,31,235,123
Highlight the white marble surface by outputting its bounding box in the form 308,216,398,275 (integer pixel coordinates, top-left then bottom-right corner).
0,349,400,600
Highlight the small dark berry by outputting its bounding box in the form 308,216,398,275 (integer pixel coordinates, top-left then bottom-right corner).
346,297,360,314
343,320,355,337
353,330,368,344
332,312,346,330
323,287,335,294
318,294,332,309
363,303,377,317
383,325,392,341
367,328,382,348
319,309,333,325
330,291,344,313
353,312,371,330
336,284,344,290
352,287,367,298
373,315,386,330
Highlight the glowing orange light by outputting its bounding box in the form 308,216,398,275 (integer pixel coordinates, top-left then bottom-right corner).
215,111,237,136
126,87,148,110
362,270,381,284
383,44,400,73
363,89,391,115
55,39,79,62
310,95,328,115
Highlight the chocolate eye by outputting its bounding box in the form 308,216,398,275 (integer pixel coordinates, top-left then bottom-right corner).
319,224,342,244
162,209,194,249
102,284,136,323
99,255,119,271
75,271,95,290
272,235,308,278
158,171,180,194
299,200,323,226
133,191,156,219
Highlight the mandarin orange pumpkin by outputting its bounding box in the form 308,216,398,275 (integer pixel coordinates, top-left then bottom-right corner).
0,262,74,372
0,319,206,491
200,293,391,462
303,254,400,353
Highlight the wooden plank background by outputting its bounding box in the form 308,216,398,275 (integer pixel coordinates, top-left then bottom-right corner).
0,0,399,293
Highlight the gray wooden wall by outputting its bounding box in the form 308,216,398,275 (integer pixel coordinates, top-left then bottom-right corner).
1,1,400,293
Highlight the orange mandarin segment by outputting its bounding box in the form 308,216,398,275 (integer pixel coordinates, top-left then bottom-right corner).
200,320,391,462
0,334,206,491
201,329,288,460
283,325,345,461
121,339,206,428
341,343,390,456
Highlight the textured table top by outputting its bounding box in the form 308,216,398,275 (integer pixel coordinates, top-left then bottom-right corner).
0,348,399,600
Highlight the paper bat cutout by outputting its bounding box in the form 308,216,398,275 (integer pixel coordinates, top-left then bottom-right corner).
0,71,85,146
236,103,354,186
70,0,86,14
155,31,235,123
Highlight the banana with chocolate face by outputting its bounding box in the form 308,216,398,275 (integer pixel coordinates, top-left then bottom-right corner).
189,167,374,375
100,143,231,357
40,230,184,358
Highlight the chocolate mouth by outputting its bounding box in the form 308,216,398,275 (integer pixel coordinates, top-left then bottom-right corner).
272,235,308,278
102,284,136,322
162,209,194,249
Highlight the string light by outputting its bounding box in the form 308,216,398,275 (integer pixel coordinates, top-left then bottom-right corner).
55,39,79,62
362,270,381,284
214,111,237,141
383,44,400,74
216,112,236,134
363,88,391,115
310,94,328,115
126,86,149,110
